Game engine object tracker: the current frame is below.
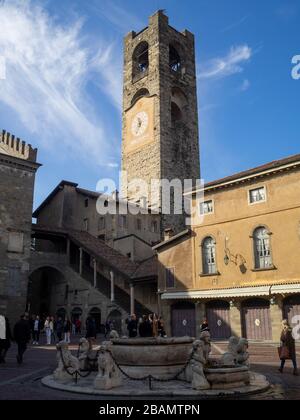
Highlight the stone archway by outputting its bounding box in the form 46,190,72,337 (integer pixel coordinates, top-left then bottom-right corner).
89,307,102,333
107,309,122,335
27,266,65,317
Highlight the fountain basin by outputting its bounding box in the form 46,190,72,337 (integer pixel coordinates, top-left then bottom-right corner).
205,366,250,390
110,337,194,380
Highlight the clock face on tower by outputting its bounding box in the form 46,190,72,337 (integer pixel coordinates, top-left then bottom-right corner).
124,96,155,154
131,111,149,137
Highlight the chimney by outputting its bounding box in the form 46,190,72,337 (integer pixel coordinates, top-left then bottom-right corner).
164,228,174,242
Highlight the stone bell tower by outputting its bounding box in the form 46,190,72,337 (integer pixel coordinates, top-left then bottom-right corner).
121,10,200,234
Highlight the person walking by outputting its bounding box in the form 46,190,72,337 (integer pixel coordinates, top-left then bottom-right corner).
44,317,52,345
75,318,81,335
139,315,152,338
279,319,298,376
127,314,138,338
50,317,56,343
13,314,31,365
56,317,64,342
158,316,167,338
200,318,210,333
0,315,12,363
32,316,41,345
104,320,111,339
64,318,71,344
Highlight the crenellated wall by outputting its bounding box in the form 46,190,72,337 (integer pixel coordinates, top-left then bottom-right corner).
0,129,38,162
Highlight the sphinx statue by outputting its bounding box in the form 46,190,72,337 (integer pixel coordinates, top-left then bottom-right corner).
53,341,80,383
200,330,212,364
191,340,210,390
236,338,250,367
109,329,120,340
220,336,239,367
78,338,93,371
94,343,122,390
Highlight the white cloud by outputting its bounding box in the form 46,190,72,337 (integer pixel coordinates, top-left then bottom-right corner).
198,45,252,80
0,0,122,166
221,15,250,33
88,0,144,34
240,79,250,92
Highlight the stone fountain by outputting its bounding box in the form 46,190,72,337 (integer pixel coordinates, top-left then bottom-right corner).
42,332,270,398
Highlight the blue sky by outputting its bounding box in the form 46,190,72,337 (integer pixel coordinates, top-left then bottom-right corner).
0,0,299,208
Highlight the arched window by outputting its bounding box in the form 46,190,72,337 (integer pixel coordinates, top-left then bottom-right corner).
171,87,187,125
171,102,182,123
131,88,150,106
169,45,181,72
202,237,217,274
253,227,272,269
132,42,149,79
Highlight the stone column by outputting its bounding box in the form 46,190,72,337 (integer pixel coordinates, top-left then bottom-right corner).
130,283,135,315
93,259,97,288
66,239,71,263
270,297,283,342
229,300,242,337
79,247,83,276
110,271,115,302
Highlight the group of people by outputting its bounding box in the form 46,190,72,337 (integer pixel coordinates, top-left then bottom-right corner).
126,314,166,338
0,313,85,365
29,315,79,345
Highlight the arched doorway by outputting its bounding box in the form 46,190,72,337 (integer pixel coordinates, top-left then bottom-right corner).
242,298,272,341
171,301,196,338
283,295,300,340
206,300,231,340
71,307,83,323
107,310,122,335
89,307,102,333
27,267,65,317
56,308,66,321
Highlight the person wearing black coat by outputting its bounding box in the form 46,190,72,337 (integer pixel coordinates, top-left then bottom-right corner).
127,314,138,338
139,315,152,338
56,317,64,342
0,316,12,363
85,317,97,341
13,314,31,364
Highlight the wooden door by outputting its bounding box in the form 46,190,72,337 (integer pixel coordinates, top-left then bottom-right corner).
171,302,196,338
206,301,231,340
283,295,300,340
242,299,272,340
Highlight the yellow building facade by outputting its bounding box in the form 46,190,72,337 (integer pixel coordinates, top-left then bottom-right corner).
155,154,300,342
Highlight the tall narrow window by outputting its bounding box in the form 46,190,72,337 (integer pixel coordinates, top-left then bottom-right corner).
98,217,106,231
84,218,89,232
166,268,175,288
119,215,127,230
169,45,181,72
253,227,272,269
202,237,217,274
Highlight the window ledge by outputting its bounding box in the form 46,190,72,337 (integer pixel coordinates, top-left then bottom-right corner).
199,272,221,277
251,266,277,272
133,71,148,84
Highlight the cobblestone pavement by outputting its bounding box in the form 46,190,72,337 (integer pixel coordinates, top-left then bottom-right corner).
0,338,299,400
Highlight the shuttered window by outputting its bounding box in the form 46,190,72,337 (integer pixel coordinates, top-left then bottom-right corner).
202,237,217,274
253,227,272,269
